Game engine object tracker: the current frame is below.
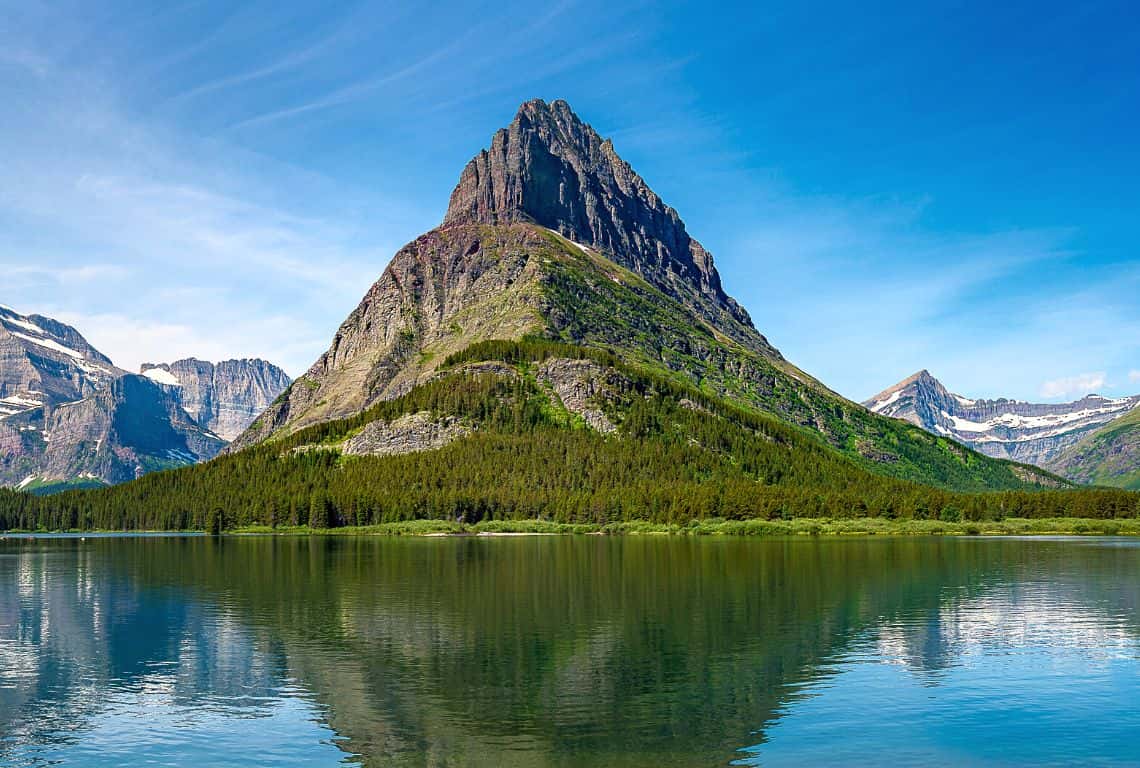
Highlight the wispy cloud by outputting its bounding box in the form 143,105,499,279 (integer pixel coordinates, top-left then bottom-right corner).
1130,370,1140,383
721,186,1078,400
2,263,130,285
164,6,378,105
229,32,477,130
1040,372,1107,399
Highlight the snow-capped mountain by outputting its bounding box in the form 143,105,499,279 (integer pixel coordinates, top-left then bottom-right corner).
864,370,1140,467
0,304,124,419
1,305,289,491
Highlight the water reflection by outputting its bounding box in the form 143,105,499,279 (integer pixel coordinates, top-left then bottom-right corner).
0,537,352,767
1,536,1138,766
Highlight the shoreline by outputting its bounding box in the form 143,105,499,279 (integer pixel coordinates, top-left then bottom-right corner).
4,517,1140,538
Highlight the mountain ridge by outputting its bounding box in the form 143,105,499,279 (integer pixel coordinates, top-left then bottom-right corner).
140,357,291,441
10,99,1113,534
1047,406,1140,489
865,369,1140,471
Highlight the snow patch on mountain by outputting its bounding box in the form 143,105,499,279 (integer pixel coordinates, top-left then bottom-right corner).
8,330,86,359
143,368,182,387
870,389,904,411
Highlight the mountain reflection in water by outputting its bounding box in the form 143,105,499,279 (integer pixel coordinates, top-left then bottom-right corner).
1,535,1138,767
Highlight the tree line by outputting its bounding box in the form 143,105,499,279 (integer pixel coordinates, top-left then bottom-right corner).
1,340,1136,532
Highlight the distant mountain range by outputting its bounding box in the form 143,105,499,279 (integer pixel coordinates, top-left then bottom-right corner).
0,304,289,492
141,358,291,441
865,370,1140,487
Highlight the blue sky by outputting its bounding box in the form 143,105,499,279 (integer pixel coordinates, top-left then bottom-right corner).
2,0,1138,402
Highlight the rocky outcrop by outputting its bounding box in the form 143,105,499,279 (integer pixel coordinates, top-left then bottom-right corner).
535,358,628,433
231,225,552,448
865,370,1140,469
140,358,291,441
341,412,470,457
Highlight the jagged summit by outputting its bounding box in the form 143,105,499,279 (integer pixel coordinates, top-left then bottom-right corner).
443,98,755,334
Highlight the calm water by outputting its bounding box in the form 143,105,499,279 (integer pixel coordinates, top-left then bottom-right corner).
1,535,1138,767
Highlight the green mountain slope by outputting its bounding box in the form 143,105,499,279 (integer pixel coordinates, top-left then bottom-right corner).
4,338,1125,534
1047,406,1140,489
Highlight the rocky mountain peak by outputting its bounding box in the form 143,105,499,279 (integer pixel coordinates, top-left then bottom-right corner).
442,98,754,331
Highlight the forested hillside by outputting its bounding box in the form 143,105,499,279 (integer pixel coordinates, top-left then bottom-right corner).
3,340,1134,532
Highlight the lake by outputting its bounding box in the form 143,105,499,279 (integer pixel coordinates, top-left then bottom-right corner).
1,534,1138,766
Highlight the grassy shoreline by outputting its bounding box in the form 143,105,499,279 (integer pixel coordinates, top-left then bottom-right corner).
223,516,1140,537
5,517,1140,538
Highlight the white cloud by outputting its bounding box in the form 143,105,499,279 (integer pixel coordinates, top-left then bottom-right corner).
1039,373,1107,400
52,311,327,378
1130,370,1140,383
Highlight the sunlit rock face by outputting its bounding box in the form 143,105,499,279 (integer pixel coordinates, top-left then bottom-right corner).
0,305,122,419
140,358,290,441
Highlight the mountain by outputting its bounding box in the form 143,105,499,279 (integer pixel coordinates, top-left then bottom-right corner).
0,304,124,419
22,374,226,489
140,358,291,441
232,98,1057,493
1047,407,1140,489
0,307,288,491
865,370,1140,468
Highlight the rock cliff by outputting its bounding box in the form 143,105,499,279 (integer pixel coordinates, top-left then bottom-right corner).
36,374,226,485
140,358,291,441
443,99,761,343
0,304,123,419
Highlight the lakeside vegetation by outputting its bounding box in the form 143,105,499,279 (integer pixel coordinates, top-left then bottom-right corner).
1,340,1136,534
5,518,1139,538
222,517,1140,537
